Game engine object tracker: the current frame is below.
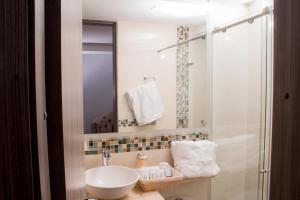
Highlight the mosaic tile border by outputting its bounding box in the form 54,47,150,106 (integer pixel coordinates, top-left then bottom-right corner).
118,119,156,127
85,132,209,155
176,26,190,128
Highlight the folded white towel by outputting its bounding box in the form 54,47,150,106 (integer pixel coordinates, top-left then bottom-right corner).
171,140,220,178
126,80,164,125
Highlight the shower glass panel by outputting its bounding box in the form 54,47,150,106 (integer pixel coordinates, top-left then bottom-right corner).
211,15,272,200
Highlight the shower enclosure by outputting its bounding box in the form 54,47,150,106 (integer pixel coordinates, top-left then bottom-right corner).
210,8,273,200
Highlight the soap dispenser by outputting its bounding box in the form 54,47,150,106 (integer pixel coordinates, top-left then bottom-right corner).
136,147,148,168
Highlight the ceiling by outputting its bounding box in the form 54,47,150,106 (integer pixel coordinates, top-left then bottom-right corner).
83,0,209,26
83,0,255,26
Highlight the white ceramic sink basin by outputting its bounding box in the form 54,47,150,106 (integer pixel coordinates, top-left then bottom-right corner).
85,166,139,200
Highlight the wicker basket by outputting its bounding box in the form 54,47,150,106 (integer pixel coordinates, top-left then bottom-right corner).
138,167,184,192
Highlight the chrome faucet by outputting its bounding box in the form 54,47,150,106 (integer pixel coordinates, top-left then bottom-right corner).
102,148,111,166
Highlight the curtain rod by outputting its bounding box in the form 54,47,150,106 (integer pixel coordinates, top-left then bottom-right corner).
213,6,273,34
157,32,207,53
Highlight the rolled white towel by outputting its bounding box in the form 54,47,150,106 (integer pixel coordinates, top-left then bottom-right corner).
171,140,220,178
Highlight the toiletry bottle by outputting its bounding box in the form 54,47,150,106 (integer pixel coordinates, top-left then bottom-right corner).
136,147,148,168
159,162,172,177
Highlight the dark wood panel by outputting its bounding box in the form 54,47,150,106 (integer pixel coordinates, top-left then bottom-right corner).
28,0,42,198
270,0,300,199
0,0,39,199
44,0,67,199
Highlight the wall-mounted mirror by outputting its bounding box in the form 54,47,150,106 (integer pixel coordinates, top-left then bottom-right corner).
82,0,209,134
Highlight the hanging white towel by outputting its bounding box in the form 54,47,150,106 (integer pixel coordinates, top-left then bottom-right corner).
171,140,220,178
126,80,164,125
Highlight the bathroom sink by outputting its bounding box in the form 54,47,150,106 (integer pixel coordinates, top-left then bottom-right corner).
85,166,139,200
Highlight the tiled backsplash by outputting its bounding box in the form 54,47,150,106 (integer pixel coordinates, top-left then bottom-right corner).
85,131,209,155
118,119,156,127
176,26,190,128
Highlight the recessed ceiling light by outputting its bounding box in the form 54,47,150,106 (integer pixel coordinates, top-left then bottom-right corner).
159,52,167,59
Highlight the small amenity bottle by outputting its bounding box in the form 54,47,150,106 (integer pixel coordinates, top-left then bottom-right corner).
136,147,148,168
159,162,172,177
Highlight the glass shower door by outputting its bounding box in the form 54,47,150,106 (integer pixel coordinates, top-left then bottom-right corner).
257,13,273,200
210,14,273,200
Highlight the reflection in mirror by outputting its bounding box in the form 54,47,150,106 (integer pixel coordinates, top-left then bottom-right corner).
82,0,209,134
82,21,117,133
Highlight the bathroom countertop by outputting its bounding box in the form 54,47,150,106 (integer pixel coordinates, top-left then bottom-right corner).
87,186,165,200
119,186,165,200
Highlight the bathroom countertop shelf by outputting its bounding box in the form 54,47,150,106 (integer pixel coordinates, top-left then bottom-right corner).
139,176,214,192
86,177,213,200
86,185,165,200
120,186,165,200
181,176,215,184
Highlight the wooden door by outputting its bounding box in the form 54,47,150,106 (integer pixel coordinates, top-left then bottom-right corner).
0,0,41,199
270,0,300,199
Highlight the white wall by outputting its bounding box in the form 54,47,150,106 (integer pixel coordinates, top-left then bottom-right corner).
248,0,273,12
61,0,85,199
117,21,178,132
207,2,248,32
